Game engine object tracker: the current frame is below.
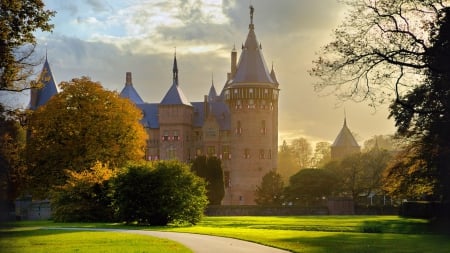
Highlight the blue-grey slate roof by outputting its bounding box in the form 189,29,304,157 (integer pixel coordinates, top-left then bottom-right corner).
160,83,192,106
231,27,275,85
192,101,230,130
332,119,360,147
137,103,159,128
30,58,58,110
120,84,144,104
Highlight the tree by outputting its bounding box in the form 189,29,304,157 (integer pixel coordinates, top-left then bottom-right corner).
277,140,297,183
0,0,55,90
112,161,208,226
310,1,450,206
325,149,392,205
291,138,313,169
51,162,115,222
0,104,27,208
254,170,284,206
190,155,225,205
26,77,147,197
362,135,398,152
285,168,336,206
311,141,331,168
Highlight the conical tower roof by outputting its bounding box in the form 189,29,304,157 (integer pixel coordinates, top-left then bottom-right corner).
332,118,360,148
160,53,191,106
208,75,218,102
119,72,144,104
230,6,276,86
30,56,58,110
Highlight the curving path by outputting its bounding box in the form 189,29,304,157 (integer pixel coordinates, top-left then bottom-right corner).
45,228,290,253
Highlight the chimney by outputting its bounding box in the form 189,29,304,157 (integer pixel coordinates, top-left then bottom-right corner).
231,46,237,78
126,72,132,85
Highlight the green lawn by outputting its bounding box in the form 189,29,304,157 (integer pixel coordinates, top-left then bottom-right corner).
1,216,449,253
0,226,192,253
164,216,450,253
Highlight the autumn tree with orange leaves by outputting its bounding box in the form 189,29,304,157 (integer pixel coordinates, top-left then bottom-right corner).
26,77,147,197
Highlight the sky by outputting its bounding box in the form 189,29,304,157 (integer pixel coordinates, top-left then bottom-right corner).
4,0,397,147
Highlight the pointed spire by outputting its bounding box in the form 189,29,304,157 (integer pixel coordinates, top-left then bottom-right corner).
208,73,218,102
125,72,132,86
173,49,178,86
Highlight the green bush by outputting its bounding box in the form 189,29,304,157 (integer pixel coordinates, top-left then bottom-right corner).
112,161,208,225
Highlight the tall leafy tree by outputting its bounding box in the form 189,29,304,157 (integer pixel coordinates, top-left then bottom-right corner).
0,0,55,90
291,138,313,169
26,77,147,197
311,1,450,205
254,170,284,206
277,140,297,183
311,141,331,168
190,155,225,205
0,104,27,206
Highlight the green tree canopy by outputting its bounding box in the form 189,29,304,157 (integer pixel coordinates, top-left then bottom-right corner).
113,161,208,226
190,155,225,205
254,170,284,206
26,77,147,197
0,0,55,90
286,168,336,206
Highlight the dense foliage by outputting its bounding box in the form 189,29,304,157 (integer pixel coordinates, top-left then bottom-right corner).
113,161,208,226
26,77,147,197
0,104,26,203
0,0,55,90
254,170,284,206
190,156,225,205
51,162,115,222
285,168,336,206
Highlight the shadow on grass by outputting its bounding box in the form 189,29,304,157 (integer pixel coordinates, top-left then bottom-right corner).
280,232,450,253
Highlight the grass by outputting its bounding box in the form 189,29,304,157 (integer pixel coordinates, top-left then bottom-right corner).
162,216,450,253
1,216,449,253
0,226,192,253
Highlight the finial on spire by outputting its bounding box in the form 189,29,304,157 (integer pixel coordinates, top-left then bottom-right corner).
344,109,347,126
211,72,214,85
250,5,254,25
173,48,179,85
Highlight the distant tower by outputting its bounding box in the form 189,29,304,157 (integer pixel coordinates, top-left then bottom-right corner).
330,117,360,160
29,54,58,110
222,5,280,205
158,53,193,161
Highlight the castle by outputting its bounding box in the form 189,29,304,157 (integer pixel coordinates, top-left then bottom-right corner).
30,6,279,205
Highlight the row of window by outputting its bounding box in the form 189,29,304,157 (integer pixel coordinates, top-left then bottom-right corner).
224,87,279,100
146,147,272,161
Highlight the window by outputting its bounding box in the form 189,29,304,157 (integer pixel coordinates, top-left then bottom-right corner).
268,149,272,159
224,171,231,188
207,146,216,156
222,145,230,160
162,130,169,141
244,148,250,159
236,100,242,109
167,146,176,159
261,120,266,135
236,120,242,135
248,99,255,109
173,130,179,141
259,149,265,159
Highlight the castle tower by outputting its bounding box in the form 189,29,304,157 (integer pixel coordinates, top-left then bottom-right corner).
158,53,193,162
330,117,360,160
29,55,58,110
222,5,280,205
